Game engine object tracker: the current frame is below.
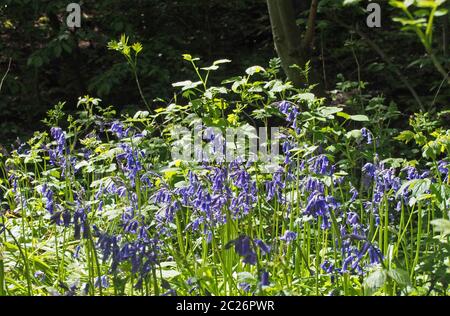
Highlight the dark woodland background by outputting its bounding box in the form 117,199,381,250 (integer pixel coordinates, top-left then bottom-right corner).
1,0,449,145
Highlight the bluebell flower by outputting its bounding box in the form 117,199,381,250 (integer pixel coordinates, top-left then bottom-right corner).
239,282,251,292
34,270,45,282
438,160,449,181
94,275,109,289
403,166,419,180
320,260,334,274
226,235,257,265
347,212,359,226
280,230,297,243
309,155,330,175
50,127,66,156
110,121,127,139
260,271,270,286
349,185,358,202
304,191,330,224
265,170,285,201
304,176,324,193
40,184,54,214
368,244,383,265
361,128,373,144
255,239,271,255
362,163,376,179
341,255,355,273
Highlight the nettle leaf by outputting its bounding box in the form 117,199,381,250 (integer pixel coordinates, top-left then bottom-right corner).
388,268,410,287
364,268,387,295
395,130,415,143
431,219,450,236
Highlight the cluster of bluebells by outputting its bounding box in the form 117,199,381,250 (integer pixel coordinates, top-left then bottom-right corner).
153,159,259,240
277,101,387,276
47,127,79,177
11,97,446,294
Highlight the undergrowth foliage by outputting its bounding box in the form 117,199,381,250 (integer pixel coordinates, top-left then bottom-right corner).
0,51,449,296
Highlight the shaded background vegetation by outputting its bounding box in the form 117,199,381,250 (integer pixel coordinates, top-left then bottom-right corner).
0,0,449,145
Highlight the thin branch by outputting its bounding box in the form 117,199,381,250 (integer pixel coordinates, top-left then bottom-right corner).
329,16,424,110
0,58,12,94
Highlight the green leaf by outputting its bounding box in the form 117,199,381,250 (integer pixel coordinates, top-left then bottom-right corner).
343,0,362,6
132,42,143,54
346,129,363,139
388,268,410,287
201,65,219,71
236,272,256,284
245,66,266,75
296,92,315,102
337,112,351,120
133,111,149,119
364,268,387,295
431,219,450,236
213,59,232,65
182,54,200,62
395,130,415,143
349,114,370,122
404,0,414,7
416,0,438,8
319,106,344,117
434,9,448,16
389,1,407,10
160,269,181,279
172,80,203,91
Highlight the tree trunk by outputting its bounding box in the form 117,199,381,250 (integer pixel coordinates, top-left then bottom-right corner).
267,0,306,88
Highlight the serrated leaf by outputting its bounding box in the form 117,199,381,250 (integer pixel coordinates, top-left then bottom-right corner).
395,130,415,143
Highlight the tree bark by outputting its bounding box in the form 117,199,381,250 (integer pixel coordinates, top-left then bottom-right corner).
267,0,306,88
